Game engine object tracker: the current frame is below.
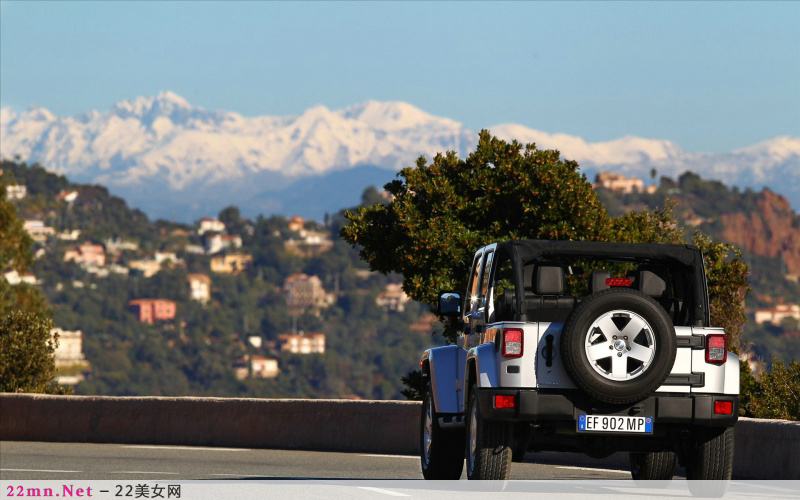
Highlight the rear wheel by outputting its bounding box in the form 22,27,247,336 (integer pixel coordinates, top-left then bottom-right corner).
465,384,513,480
630,451,676,480
685,427,734,498
420,381,464,480
685,427,734,480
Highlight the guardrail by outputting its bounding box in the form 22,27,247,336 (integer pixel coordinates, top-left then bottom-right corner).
1,394,797,479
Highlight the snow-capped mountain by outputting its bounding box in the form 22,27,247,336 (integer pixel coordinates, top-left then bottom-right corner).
1,92,798,220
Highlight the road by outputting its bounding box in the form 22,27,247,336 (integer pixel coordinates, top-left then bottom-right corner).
0,441,634,481
3,443,799,500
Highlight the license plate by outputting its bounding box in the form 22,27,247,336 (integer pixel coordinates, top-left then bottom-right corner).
578,414,653,433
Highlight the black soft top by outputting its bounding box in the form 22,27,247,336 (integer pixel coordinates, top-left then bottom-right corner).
493,239,709,326
501,239,703,268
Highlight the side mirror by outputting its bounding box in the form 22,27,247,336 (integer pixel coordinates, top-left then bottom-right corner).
438,291,462,317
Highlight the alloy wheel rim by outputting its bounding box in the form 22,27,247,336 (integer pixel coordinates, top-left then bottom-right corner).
584,310,656,381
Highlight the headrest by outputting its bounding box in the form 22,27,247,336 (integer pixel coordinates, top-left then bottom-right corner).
637,270,666,297
534,265,565,295
589,270,611,293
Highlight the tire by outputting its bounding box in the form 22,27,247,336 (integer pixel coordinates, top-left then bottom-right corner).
420,381,464,480
630,451,676,480
465,384,513,480
561,288,677,405
685,427,734,480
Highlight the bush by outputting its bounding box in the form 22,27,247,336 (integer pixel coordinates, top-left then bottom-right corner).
0,310,68,393
749,358,800,421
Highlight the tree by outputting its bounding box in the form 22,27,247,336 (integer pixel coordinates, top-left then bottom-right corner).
341,130,611,310
0,181,64,393
0,310,59,392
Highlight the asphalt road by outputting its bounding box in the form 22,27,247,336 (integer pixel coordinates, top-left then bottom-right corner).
3,443,799,500
0,441,634,481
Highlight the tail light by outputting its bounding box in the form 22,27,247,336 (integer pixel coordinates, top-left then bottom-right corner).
605,278,633,287
714,400,733,415
494,394,516,409
502,328,523,357
706,334,727,364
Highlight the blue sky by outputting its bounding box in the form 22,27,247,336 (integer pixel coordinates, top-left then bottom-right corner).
1,1,798,152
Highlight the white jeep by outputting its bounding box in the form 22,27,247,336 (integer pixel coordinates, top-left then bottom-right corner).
420,240,739,481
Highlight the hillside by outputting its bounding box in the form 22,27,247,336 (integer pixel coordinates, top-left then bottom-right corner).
2,93,798,221
2,158,444,399
596,171,800,363
4,160,798,398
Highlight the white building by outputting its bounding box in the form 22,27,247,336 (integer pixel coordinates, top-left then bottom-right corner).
51,328,86,367
198,217,226,235
278,332,326,354
6,184,27,200
754,304,800,326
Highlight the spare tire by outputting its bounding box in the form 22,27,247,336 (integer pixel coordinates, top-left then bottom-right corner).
560,287,677,405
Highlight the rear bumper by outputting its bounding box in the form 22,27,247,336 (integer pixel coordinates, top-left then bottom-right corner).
477,389,739,427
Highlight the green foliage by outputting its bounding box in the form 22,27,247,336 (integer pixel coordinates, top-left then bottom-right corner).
0,310,67,393
749,358,800,421
400,368,423,400
738,359,759,417
0,182,34,273
692,231,750,352
341,130,611,311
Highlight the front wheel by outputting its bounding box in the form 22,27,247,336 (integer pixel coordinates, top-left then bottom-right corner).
465,384,513,480
420,381,464,479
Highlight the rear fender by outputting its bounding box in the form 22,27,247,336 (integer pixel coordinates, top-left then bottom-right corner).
422,346,460,414
463,343,499,409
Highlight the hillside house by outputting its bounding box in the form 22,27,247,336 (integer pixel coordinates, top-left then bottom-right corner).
128,259,162,278
129,252,182,278
188,273,211,303
23,220,55,242
754,304,800,326
251,356,280,378
278,332,326,354
57,229,81,241
64,242,106,267
283,273,330,310
376,283,410,312
284,229,333,257
50,328,86,367
594,172,657,194
6,184,26,200
210,253,253,274
233,355,279,379
105,237,139,253
198,217,226,235
3,269,37,285
288,215,305,232
128,299,177,324
56,190,79,203
203,234,242,254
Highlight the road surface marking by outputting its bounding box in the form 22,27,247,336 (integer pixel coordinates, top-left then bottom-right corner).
1,468,81,473
360,454,417,459
357,487,410,497
210,473,268,477
731,482,800,493
124,445,248,452
109,471,181,474
555,466,629,474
